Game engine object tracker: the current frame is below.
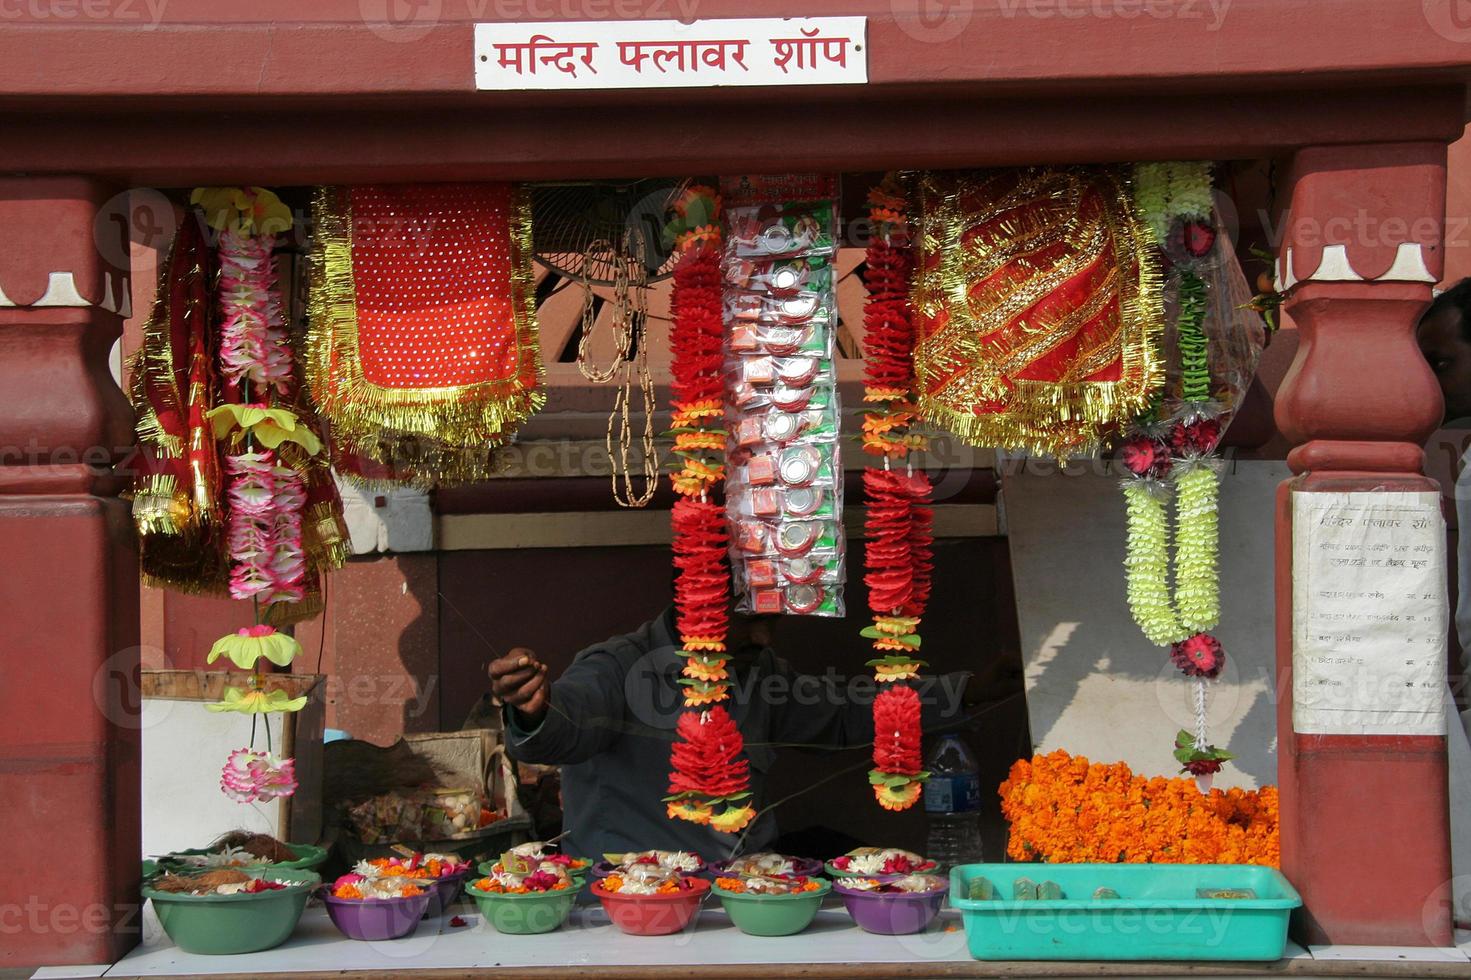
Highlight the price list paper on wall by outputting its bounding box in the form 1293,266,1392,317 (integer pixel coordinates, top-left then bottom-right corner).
474,18,867,90
1291,490,1448,736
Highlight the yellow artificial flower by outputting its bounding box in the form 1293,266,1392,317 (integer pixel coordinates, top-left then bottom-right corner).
207,625,302,670
190,186,293,237
666,800,713,825
708,805,756,834
207,404,322,455
206,686,308,715
874,781,923,811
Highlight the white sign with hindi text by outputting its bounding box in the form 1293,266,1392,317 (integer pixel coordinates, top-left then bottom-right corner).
1291,490,1448,736
473,17,867,90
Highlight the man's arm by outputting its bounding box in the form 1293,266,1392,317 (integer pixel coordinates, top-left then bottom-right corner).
489,646,627,765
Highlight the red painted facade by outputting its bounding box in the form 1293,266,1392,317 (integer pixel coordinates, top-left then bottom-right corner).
0,2,1468,966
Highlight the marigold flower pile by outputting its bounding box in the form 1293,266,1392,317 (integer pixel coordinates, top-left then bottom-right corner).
471,871,570,894
713,876,823,894
597,874,684,895
998,750,1279,866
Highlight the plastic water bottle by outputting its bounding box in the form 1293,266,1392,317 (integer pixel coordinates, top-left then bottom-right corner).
924,734,984,872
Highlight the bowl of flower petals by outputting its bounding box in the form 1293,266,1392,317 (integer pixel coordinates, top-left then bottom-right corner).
323,874,433,941
831,873,949,935
467,860,579,935
141,868,319,955
590,865,711,935
479,841,591,883
352,852,472,917
824,847,937,882
590,849,706,880
711,874,831,937
710,851,824,881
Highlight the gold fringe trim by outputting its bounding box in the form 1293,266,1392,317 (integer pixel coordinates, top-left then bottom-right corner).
132,474,189,537
912,167,1163,457
306,185,545,484
302,498,351,573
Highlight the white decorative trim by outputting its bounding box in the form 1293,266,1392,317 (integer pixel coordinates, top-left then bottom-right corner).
1302,244,1364,283
118,278,132,318
32,271,92,307
0,283,14,307
99,274,116,313
1377,242,1437,283
1279,246,1296,291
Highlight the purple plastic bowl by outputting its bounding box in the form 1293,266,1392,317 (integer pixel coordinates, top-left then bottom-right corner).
831,879,948,935
711,856,823,880
590,858,708,880
424,870,470,917
323,891,433,941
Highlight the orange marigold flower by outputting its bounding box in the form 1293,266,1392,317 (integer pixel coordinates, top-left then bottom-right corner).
683,683,729,707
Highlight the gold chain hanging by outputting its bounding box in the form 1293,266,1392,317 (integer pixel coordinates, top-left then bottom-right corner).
576,238,632,383
606,229,658,508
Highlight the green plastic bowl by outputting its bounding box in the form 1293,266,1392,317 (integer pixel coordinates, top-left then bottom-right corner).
713,879,830,937
150,842,328,876
142,869,319,955
467,882,579,934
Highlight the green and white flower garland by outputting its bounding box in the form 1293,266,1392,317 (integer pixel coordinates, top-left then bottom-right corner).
1119,247,1234,784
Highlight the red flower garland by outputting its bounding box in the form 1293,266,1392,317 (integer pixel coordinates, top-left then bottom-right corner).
871,685,925,811
860,176,930,812
664,186,753,834
668,707,750,799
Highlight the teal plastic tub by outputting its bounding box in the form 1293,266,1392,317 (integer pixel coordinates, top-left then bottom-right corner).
949,863,1300,961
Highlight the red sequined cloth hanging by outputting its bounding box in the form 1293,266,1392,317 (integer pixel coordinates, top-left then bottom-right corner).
130,215,229,593
307,183,544,486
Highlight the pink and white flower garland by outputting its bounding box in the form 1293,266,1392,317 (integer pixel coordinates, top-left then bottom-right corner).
218,228,293,394
221,747,298,803
225,452,307,604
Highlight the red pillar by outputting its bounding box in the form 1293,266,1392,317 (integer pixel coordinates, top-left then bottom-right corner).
0,178,141,966
1274,143,1453,947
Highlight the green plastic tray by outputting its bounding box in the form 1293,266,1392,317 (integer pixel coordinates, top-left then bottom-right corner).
949,863,1300,961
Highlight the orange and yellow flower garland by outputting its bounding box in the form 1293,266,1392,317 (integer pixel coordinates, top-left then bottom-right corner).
860,177,934,812
664,186,756,835
999,750,1279,866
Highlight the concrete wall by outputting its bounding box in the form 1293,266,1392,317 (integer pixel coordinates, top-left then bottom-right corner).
1004,458,1290,788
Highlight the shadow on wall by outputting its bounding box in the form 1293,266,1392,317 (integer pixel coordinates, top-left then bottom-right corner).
1003,459,1290,789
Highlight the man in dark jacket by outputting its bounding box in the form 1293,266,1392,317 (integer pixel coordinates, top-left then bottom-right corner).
489,607,981,862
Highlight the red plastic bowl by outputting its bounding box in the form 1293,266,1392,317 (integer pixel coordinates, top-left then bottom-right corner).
591,877,710,935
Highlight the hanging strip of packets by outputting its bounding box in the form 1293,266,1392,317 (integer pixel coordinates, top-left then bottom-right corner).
720,175,846,618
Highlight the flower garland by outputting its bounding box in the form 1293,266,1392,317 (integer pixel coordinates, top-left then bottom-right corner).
663,186,755,834
1133,163,1215,244
190,187,328,802
220,747,298,804
1119,187,1233,779
999,750,1277,866
859,177,932,812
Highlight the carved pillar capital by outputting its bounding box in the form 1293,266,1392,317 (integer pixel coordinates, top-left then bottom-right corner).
0,176,135,495
1274,143,1446,474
